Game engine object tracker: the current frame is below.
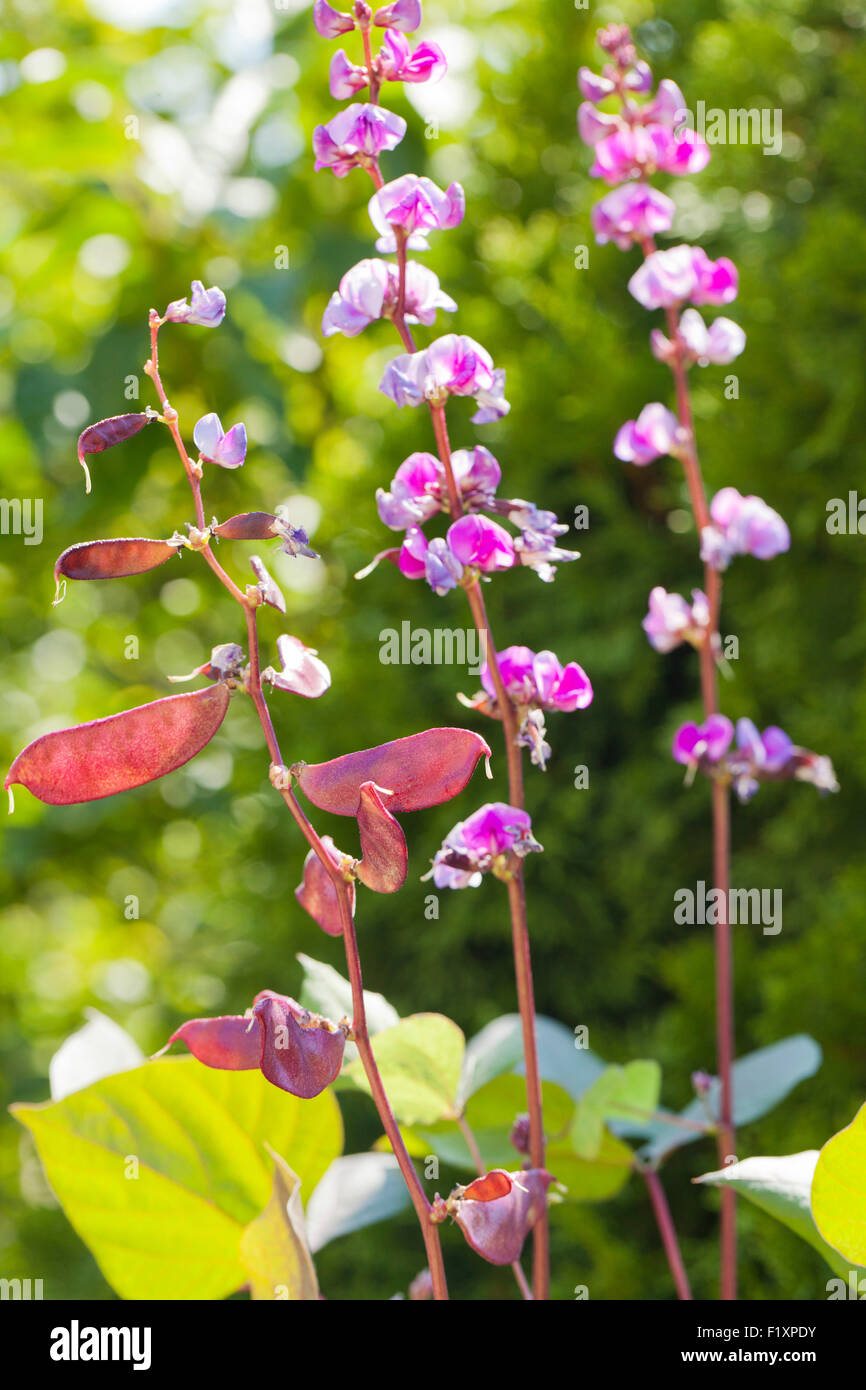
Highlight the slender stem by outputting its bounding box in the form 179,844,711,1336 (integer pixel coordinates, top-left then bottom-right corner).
361,24,380,105
150,322,449,1299
642,1168,693,1301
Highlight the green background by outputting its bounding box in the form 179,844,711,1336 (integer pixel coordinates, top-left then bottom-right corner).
1,0,864,1299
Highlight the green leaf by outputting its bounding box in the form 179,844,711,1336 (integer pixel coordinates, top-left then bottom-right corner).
296,953,399,1036
305,1152,411,1252
239,1148,319,1301
339,1014,465,1126
640,1035,822,1162
812,1101,866,1267
548,1129,634,1203
571,1061,662,1159
696,1152,864,1280
11,1057,342,1300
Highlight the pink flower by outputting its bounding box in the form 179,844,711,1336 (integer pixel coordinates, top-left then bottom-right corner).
447,514,515,572
162,280,226,327
649,125,711,176
321,258,456,337
613,402,682,465
424,537,464,595
577,103,622,146
592,183,675,250
192,412,246,468
642,587,709,653
651,309,746,367
589,124,657,183
397,525,429,579
700,487,790,570
313,1,356,38
482,646,593,713
328,49,369,99
429,803,542,889
629,245,738,310
379,334,509,422
379,31,446,84
577,66,616,102
642,78,688,128
313,104,406,177
368,173,464,251
672,714,734,766
374,0,422,31
376,445,500,530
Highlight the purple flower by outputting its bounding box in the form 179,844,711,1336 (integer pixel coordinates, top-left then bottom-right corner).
193,413,247,469
642,79,688,128
672,715,734,766
481,646,593,713
313,0,356,38
592,184,675,250
313,104,406,177
447,514,515,573
588,123,709,183
642,587,709,653
397,525,429,579
377,451,442,529
577,104,622,146
429,802,542,889
649,125,710,176
614,403,682,465
451,445,502,508
651,309,746,367
328,49,369,99
263,634,331,700
577,66,616,102
368,174,464,251
162,280,226,328
589,124,657,183
700,488,790,570
379,334,509,422
374,0,422,31
628,245,738,311
502,501,578,582
379,31,447,84
272,516,319,560
424,537,463,595
321,258,456,338
726,719,838,802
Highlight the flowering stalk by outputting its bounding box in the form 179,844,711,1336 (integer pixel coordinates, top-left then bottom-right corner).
142,297,452,1298
311,0,592,1298
642,1168,693,1301
579,22,837,1300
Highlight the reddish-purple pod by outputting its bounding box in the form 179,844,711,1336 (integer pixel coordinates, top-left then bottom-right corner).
297,728,491,816
165,1014,261,1070
213,512,279,541
253,991,348,1099
356,782,408,894
53,538,180,602
454,1169,553,1266
77,413,154,494
295,835,354,937
5,684,230,807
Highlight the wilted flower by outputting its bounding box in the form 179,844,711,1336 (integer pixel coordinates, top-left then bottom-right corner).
193,413,247,469
162,990,350,1100
592,183,675,250
642,587,710,653
162,280,226,328
428,802,542,889
313,104,406,177
628,245,738,311
451,1169,553,1265
700,487,790,570
263,635,332,699
321,258,456,338
368,174,464,251
614,402,682,465
272,516,319,560
249,555,286,614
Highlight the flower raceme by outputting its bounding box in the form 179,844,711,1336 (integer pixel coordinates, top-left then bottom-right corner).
322,258,456,338
628,245,739,311
700,487,790,570
614,402,683,466
329,31,446,99
162,991,350,1100
461,645,593,769
672,715,838,802
376,446,501,529
313,103,407,177
651,308,745,368
428,802,542,890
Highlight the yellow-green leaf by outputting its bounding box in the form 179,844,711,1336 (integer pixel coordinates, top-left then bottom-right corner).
339,1014,465,1126
812,1101,866,1267
239,1148,319,1301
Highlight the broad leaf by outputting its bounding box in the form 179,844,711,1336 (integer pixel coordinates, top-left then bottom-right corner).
640,1035,822,1162
812,1102,866,1267
339,1014,465,1126
571,1061,662,1160
239,1148,319,1301
697,1152,864,1280
297,954,398,1036
11,1057,342,1300
457,1013,606,1109
305,1152,411,1252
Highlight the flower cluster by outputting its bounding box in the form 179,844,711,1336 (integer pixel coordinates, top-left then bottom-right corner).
700,487,790,570
426,803,542,890
672,716,839,803
460,646,593,769
642,587,709,654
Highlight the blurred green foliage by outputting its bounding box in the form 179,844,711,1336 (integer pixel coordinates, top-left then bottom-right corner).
1,0,864,1300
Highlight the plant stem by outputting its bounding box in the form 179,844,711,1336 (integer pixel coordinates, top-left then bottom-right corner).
151,323,450,1299
642,1168,693,1301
